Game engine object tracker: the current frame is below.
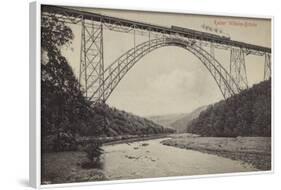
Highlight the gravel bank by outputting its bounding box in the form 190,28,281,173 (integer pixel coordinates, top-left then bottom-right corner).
161,135,271,170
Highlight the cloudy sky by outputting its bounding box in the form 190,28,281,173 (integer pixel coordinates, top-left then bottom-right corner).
61,6,271,117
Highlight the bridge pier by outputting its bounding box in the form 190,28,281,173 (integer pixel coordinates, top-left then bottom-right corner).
264,53,271,80
79,19,105,103
229,47,248,90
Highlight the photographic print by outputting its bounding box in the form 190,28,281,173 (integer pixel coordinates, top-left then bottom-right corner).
40,4,272,185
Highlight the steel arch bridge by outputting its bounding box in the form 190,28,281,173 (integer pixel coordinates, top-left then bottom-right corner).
42,5,272,105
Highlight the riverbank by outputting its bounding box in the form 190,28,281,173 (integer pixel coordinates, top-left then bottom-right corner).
103,134,169,145
41,151,106,184
76,134,170,146
41,134,169,184
161,134,271,170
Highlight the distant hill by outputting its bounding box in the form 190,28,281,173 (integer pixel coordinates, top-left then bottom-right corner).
148,113,187,129
148,105,207,133
187,79,271,137
170,106,208,133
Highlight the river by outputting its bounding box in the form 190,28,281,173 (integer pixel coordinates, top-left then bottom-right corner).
102,138,257,180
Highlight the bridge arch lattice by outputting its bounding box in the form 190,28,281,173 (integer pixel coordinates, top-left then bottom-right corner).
86,37,242,104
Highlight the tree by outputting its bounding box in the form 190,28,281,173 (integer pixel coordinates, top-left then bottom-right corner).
41,13,94,151
83,142,104,169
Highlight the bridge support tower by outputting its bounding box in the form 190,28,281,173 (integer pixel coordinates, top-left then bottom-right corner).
264,53,271,80
229,47,248,90
79,19,105,103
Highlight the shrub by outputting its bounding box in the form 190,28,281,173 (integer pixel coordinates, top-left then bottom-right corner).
52,131,77,152
82,141,103,169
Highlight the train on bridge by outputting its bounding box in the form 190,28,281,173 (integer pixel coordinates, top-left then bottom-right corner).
171,25,231,41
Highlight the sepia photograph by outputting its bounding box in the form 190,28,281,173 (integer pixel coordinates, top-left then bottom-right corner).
40,4,272,185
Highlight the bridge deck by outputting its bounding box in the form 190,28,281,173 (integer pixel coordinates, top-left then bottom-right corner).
42,5,271,53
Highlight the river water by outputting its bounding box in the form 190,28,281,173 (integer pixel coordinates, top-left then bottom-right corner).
102,138,257,180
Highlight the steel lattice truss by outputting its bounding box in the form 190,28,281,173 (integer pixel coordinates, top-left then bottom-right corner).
79,21,104,101
229,48,248,90
264,53,271,80
42,6,272,104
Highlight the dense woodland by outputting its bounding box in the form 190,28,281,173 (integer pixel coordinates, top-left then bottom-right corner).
82,103,175,137
41,13,173,152
187,79,271,137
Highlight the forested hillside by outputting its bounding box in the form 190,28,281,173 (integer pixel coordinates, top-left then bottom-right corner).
41,13,96,151
80,103,175,137
41,14,174,152
187,79,271,137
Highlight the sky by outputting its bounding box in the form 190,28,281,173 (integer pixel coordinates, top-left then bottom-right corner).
60,6,271,117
